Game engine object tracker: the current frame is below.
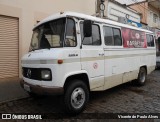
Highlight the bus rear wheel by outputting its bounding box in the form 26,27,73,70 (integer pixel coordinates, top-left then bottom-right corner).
136,67,147,86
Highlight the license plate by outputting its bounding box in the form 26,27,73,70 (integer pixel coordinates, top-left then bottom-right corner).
24,84,30,92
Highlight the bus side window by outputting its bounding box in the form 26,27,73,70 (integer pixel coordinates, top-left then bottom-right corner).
113,28,122,46
147,34,154,47
150,35,154,47
103,26,122,46
103,26,114,45
147,35,151,46
80,23,101,46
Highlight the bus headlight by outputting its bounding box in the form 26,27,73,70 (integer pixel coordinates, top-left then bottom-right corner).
41,70,51,80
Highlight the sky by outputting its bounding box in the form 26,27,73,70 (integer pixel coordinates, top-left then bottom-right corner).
115,0,146,5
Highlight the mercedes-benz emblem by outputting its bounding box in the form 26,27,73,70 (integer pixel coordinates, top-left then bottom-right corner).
27,69,31,78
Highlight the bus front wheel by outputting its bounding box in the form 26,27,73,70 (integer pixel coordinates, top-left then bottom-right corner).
64,80,89,114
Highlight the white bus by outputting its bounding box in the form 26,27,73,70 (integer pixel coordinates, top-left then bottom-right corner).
21,12,156,114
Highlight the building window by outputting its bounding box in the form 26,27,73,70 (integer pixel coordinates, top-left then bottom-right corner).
153,14,158,23
113,28,122,46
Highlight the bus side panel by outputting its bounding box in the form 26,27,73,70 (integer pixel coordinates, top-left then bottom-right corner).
104,48,156,90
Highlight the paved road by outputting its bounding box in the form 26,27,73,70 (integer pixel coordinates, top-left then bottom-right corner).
0,70,160,121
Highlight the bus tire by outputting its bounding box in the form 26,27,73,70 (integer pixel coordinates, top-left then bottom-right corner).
136,67,147,86
64,80,89,114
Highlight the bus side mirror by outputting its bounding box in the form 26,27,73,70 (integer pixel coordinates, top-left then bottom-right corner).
83,20,92,37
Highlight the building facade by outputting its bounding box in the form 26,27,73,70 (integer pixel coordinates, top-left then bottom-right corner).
129,1,148,25
129,0,160,51
106,0,141,23
96,0,141,27
147,0,160,29
0,0,96,79
130,0,160,29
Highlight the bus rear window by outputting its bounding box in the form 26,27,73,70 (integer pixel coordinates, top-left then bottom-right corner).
146,34,154,47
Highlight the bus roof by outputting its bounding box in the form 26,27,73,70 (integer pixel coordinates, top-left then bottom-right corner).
34,11,153,34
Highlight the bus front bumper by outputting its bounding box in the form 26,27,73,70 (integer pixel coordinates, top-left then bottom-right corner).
20,80,64,96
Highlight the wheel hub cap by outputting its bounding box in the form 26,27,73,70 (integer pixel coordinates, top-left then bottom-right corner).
71,87,85,109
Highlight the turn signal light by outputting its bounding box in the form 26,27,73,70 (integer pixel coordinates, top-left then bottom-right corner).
58,59,63,64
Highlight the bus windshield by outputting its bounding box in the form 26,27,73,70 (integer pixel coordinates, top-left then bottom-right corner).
30,18,77,51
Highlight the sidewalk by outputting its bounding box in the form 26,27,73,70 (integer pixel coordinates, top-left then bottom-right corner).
0,77,28,103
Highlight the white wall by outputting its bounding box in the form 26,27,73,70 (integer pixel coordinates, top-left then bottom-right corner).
106,2,140,23
0,0,96,77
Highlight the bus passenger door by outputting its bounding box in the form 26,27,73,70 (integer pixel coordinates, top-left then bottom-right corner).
80,23,105,90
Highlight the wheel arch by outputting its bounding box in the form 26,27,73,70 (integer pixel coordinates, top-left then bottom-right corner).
139,65,147,74
63,71,90,91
